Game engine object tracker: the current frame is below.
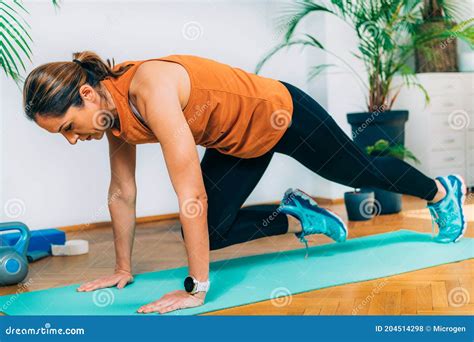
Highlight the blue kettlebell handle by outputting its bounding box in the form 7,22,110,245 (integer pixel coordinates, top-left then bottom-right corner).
0,222,31,256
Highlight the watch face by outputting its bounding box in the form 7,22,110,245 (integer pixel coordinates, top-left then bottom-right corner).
184,276,195,293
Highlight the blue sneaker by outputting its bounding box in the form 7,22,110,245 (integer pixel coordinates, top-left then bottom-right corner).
428,174,467,243
279,188,348,258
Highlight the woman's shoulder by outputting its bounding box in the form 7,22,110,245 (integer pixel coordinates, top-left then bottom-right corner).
130,59,191,110
127,63,168,105
131,60,182,92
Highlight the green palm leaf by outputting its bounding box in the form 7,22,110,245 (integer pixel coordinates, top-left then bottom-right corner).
307,63,336,81
0,0,60,83
275,0,334,43
0,0,31,81
255,35,325,74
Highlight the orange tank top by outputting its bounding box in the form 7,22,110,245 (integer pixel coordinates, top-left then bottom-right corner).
100,55,293,158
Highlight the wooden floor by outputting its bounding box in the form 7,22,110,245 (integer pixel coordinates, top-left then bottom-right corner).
1,195,473,315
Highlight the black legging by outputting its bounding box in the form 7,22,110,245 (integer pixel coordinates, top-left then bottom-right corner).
181,81,438,250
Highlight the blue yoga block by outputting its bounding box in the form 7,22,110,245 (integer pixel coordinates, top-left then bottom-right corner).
0,228,66,253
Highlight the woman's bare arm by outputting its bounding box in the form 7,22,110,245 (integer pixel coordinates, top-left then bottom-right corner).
135,70,210,283
106,130,137,274
77,131,137,291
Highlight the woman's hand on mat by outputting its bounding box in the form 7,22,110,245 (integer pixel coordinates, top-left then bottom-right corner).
76,270,134,292
137,290,206,314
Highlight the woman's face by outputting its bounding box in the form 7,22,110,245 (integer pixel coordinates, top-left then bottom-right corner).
36,84,114,145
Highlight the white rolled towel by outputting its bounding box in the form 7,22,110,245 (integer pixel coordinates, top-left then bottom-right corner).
51,240,89,256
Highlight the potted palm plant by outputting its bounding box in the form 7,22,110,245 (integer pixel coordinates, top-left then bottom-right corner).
0,0,60,86
255,0,473,149
415,0,471,72
255,0,472,207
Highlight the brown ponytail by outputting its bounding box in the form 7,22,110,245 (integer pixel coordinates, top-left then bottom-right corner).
23,50,133,122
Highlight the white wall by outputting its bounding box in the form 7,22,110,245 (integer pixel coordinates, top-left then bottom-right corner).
1,0,351,230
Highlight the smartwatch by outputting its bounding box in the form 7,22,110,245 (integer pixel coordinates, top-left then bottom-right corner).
184,275,210,294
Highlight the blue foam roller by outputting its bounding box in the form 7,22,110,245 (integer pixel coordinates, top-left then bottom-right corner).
0,228,66,253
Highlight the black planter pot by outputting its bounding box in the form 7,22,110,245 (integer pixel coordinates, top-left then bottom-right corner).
362,187,402,215
347,110,409,215
347,110,409,148
344,190,375,221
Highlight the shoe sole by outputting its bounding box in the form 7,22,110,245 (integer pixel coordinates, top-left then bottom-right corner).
292,188,348,241
449,174,467,243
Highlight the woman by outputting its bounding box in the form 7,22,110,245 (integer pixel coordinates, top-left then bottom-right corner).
23,51,466,314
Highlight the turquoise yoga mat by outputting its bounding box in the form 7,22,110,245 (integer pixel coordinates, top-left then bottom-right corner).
0,229,472,316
